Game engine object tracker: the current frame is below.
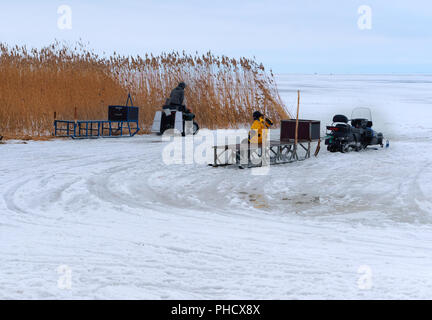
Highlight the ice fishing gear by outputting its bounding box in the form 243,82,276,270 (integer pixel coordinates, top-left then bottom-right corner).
325,107,385,153
211,119,321,168
54,93,140,139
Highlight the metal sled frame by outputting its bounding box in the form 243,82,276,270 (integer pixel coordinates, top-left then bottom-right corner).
212,139,317,168
54,120,140,139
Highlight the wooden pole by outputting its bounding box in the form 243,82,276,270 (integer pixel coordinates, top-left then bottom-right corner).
295,90,300,146
53,111,57,136
314,139,321,157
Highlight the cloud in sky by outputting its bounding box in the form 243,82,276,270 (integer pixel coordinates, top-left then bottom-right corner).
0,0,431,73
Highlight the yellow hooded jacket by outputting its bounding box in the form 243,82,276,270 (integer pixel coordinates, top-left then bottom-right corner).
249,116,272,144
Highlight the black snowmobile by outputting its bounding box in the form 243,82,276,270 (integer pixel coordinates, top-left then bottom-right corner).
325,107,386,153
151,103,199,136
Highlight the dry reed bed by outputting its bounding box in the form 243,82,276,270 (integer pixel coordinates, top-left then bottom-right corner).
0,42,289,139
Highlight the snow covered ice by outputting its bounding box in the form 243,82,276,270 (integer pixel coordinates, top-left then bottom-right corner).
1,74,432,299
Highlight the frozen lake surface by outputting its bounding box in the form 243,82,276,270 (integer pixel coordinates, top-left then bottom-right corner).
1,74,432,299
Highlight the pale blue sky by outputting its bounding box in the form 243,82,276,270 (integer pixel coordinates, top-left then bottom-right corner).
0,0,431,73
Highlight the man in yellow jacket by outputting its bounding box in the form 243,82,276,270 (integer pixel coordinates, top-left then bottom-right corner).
249,111,273,144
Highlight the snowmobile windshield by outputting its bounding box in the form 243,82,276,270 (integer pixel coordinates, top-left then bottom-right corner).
351,107,372,121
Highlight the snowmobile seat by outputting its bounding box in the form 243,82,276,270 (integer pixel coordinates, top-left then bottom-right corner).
335,123,349,132
351,118,368,129
333,114,348,123
162,104,177,111
183,112,195,121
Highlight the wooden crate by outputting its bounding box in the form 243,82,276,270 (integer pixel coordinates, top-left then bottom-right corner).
280,120,320,141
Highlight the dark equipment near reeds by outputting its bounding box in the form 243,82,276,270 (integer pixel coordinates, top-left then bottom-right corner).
54,94,140,139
